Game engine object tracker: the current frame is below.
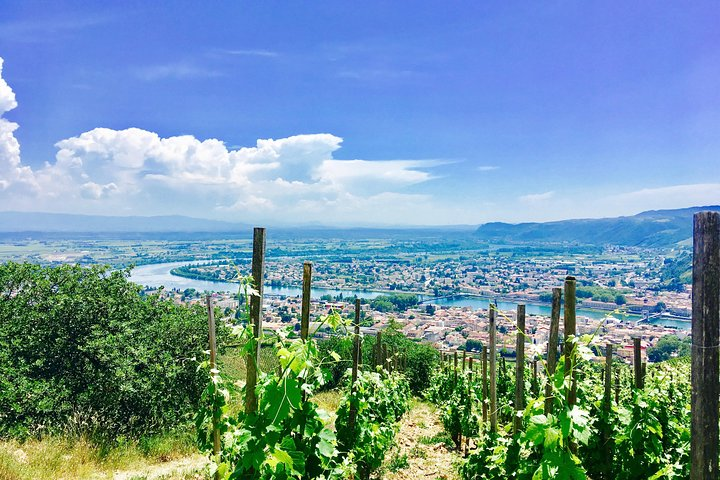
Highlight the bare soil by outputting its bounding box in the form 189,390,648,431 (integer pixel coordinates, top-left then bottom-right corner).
381,401,461,480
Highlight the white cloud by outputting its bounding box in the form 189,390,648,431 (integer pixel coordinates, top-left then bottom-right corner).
477,165,499,172
519,191,555,204
319,159,437,193
0,58,37,195
0,59,440,224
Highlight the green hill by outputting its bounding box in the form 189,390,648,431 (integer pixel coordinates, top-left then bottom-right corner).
475,206,720,247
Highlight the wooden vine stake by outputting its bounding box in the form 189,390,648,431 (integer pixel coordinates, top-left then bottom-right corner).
206,295,220,478
691,211,720,480
615,369,620,405
375,331,383,368
453,351,458,386
300,261,312,341
489,305,497,432
245,227,265,414
299,261,312,404
563,276,577,406
482,345,488,422
382,344,388,372
563,276,577,454
545,287,561,414
514,304,526,434
633,338,643,389
348,299,362,435
604,344,613,480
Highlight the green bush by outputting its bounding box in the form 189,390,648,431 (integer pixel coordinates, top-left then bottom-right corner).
317,321,438,395
0,262,220,439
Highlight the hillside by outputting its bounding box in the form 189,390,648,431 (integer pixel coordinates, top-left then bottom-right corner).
475,205,720,247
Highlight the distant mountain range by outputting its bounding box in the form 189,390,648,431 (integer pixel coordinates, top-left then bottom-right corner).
0,212,248,233
2,206,718,247
0,211,472,239
475,206,720,247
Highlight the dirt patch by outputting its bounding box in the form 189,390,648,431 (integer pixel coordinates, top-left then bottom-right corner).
381,401,461,480
111,455,208,480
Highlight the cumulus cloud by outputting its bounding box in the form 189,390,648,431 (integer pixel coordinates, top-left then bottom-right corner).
0,59,439,224
0,58,36,194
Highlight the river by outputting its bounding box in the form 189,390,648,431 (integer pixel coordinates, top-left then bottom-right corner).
129,262,689,330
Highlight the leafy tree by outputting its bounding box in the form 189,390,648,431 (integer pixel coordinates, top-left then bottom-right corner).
465,339,483,352
647,335,690,363
369,298,394,312
369,294,419,312
0,262,219,438
652,302,666,313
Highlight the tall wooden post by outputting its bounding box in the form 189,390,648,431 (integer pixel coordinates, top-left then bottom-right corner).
514,305,526,434
489,306,497,432
563,276,577,407
453,351,458,386
206,295,220,474
375,331,382,368
482,345,488,422
604,344,613,480
641,362,646,385
348,299,362,434
382,344,388,372
545,287,561,414
300,261,312,341
245,227,265,414
633,338,643,389
691,211,720,480
615,369,620,405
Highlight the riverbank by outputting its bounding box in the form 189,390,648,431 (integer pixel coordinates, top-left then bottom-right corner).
166,262,636,319
128,261,699,329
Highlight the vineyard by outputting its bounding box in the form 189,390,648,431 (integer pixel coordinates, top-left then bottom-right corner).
1,213,718,479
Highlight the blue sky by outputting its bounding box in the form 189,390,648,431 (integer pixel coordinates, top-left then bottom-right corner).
1,1,719,225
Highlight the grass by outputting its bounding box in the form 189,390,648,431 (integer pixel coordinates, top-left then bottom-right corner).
419,431,454,449
0,347,343,480
0,430,199,480
313,390,343,413
386,452,409,472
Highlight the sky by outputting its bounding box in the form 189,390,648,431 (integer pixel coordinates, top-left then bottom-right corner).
1,1,719,226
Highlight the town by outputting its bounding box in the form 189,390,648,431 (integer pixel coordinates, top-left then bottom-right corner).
3,232,693,363
147,239,692,366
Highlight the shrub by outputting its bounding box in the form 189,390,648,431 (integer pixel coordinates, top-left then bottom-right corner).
0,262,220,439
